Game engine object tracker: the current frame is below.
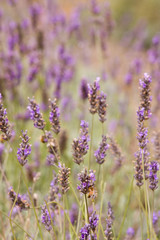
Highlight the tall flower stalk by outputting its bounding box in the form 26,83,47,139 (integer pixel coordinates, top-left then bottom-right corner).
88,78,100,169
134,73,152,238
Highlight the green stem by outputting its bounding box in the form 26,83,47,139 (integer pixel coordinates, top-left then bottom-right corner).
139,188,144,240
76,200,82,236
142,149,150,239
63,195,66,240
84,194,89,223
117,176,134,240
0,209,32,238
20,166,43,240
88,114,94,169
9,172,22,240
97,182,106,239
44,200,57,240
97,165,101,185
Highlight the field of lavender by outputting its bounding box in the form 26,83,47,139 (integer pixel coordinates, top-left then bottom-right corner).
0,1,160,240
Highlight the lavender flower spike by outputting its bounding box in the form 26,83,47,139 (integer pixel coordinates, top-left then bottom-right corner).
88,78,100,114
98,91,108,123
77,169,96,195
49,98,60,134
139,73,152,120
89,211,99,232
80,224,90,240
72,120,90,165
58,163,70,194
41,204,52,232
28,97,45,130
17,130,31,166
149,161,159,191
94,135,109,164
105,202,114,240
0,93,12,141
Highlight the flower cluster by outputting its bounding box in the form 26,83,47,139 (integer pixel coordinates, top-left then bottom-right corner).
98,91,107,123
149,161,159,191
80,224,90,240
94,135,109,164
105,202,114,240
27,97,45,130
58,163,70,194
41,204,52,232
80,79,88,101
0,93,12,141
17,130,31,166
49,98,60,134
8,187,30,210
88,78,100,114
134,73,152,187
77,169,96,195
125,227,135,240
80,212,99,240
139,73,152,120
48,172,60,210
72,120,90,165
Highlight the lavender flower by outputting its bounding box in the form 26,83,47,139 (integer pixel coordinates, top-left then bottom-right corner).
77,169,96,195
59,130,68,154
153,212,158,226
139,73,152,120
72,120,90,165
125,227,135,240
28,97,45,130
46,154,56,166
149,161,159,191
0,93,11,141
80,224,90,240
80,79,88,101
105,202,114,240
94,135,109,164
58,163,70,194
134,150,143,187
41,204,52,232
49,98,60,134
17,130,31,166
153,132,160,162
89,211,99,232
88,78,100,114
134,102,150,186
136,108,149,149
98,91,107,123
8,187,30,210
48,172,60,210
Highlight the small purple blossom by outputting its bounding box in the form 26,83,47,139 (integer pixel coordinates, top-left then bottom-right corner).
49,98,60,134
72,120,90,165
0,93,12,141
126,227,135,239
98,91,107,123
17,130,31,166
139,73,152,120
77,169,96,195
94,135,109,164
80,224,90,240
27,98,45,130
80,79,89,101
88,78,100,114
41,204,52,232
149,161,159,191
105,202,114,240
89,211,99,232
